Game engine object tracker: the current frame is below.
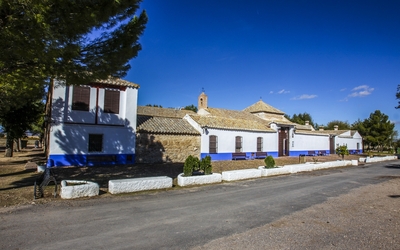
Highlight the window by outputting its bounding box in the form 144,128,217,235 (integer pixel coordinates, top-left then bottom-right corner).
88,134,103,152
257,137,263,152
72,86,90,111
235,136,242,153
209,135,218,153
104,89,120,114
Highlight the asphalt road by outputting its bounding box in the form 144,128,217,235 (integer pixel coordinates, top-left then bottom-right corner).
1,160,399,250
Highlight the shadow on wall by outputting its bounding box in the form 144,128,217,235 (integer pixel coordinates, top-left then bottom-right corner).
50,98,135,167
135,133,165,164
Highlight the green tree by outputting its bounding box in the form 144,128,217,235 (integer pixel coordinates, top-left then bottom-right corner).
0,1,147,155
183,104,198,113
0,1,148,85
287,112,315,127
326,120,350,130
396,84,400,109
336,145,349,160
361,110,395,152
0,99,44,157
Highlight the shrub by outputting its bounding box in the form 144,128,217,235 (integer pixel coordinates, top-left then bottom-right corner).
264,155,275,168
183,155,194,176
192,156,200,172
200,155,212,175
183,155,200,176
336,145,349,160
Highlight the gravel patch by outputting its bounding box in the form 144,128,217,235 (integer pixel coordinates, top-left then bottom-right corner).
193,178,400,250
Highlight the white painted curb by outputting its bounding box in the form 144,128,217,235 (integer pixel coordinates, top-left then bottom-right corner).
177,173,222,187
108,176,172,194
365,156,397,163
222,169,262,181
258,160,357,177
258,166,291,177
60,180,99,199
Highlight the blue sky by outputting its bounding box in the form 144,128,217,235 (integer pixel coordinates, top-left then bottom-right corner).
126,0,400,131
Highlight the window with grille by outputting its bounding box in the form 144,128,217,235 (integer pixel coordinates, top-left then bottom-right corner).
104,89,120,114
88,134,103,152
257,137,263,152
209,135,218,153
235,136,242,153
72,86,90,111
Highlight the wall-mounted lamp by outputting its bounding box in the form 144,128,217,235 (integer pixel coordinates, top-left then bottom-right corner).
202,125,209,134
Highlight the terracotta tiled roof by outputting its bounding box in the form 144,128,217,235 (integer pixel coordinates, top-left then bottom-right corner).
296,130,357,138
95,77,139,88
295,130,330,136
243,100,285,115
189,114,274,132
137,115,200,135
137,106,196,118
190,107,276,132
295,124,315,131
204,107,265,121
266,116,297,126
309,130,357,137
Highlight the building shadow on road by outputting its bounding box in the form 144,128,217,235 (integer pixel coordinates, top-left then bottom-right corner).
385,164,400,169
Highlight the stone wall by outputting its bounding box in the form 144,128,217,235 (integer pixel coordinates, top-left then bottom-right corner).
135,133,201,163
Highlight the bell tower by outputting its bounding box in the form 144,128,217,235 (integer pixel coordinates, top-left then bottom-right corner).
198,89,208,110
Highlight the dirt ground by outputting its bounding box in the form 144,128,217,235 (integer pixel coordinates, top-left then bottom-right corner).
0,147,362,207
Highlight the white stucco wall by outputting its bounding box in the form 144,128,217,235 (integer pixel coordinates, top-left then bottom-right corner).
200,128,277,153
292,133,330,151
335,137,362,150
332,131,362,151
49,81,138,158
49,124,136,155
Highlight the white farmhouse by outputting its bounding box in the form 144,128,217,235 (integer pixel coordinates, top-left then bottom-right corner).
183,92,363,160
45,86,362,166
45,78,139,167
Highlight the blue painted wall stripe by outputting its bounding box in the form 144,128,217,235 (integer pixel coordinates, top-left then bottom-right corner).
48,154,135,167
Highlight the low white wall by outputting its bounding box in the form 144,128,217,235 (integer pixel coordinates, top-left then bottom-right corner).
60,180,99,199
361,156,398,163
259,160,356,177
177,173,222,187
289,163,315,173
222,169,262,181
258,166,291,177
108,176,172,194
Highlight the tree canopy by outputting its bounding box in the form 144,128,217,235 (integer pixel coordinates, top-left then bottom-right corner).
0,1,147,156
0,0,148,85
183,104,198,113
353,110,395,152
285,112,315,127
326,120,351,130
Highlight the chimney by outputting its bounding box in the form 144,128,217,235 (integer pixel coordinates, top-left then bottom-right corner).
305,121,309,126
334,125,338,131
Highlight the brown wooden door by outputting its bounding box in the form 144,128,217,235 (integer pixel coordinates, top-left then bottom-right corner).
278,128,289,156
330,136,335,154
